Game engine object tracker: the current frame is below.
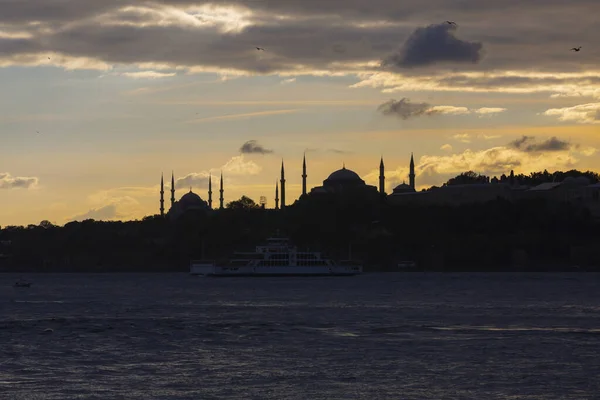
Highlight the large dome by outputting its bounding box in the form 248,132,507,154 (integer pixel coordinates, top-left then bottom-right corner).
325,167,364,183
179,190,208,207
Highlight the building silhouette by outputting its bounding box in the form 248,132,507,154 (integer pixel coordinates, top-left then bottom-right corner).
280,160,286,209
160,171,222,220
161,153,416,215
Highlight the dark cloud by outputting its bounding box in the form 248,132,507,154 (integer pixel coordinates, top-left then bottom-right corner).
70,204,118,221
382,23,483,68
377,98,434,119
509,136,571,152
0,173,38,189
0,0,120,24
0,0,598,75
175,173,211,190
240,140,273,154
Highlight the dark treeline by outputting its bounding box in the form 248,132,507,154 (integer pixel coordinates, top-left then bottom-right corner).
442,169,600,187
1,170,599,272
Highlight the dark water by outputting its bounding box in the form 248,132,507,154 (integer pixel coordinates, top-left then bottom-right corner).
1,273,599,399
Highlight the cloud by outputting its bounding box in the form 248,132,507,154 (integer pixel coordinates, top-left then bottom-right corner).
70,204,119,222
222,155,262,175
0,172,38,189
420,136,593,177
120,71,176,79
327,148,352,154
377,98,437,120
0,0,596,81
508,136,571,152
281,78,296,84
70,192,141,221
352,71,600,99
239,140,273,154
427,105,470,115
475,107,507,115
175,172,211,190
440,144,453,152
377,98,493,120
170,154,262,194
382,23,484,68
477,134,502,140
185,109,299,123
543,103,600,124
452,134,471,143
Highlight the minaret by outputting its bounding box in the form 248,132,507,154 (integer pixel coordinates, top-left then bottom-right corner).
160,173,165,216
219,171,224,209
275,181,279,210
280,160,286,208
379,156,385,195
208,174,213,209
170,171,175,208
302,153,307,196
409,153,415,190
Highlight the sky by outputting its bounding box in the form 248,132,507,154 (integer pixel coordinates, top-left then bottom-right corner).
1,0,599,226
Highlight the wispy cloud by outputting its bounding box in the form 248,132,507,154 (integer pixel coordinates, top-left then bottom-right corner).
378,98,496,120
440,144,453,152
543,103,600,124
475,107,507,115
184,109,300,123
70,205,119,222
0,172,38,189
157,100,380,107
280,78,296,84
452,134,471,143
120,71,177,79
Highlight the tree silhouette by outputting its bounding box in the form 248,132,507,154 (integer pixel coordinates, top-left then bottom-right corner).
226,196,260,210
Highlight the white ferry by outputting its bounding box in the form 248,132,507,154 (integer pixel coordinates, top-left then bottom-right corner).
190,237,362,277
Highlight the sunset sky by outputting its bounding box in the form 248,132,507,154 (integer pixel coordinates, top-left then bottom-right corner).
1,0,599,226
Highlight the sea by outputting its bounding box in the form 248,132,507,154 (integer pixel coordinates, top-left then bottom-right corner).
1,273,599,399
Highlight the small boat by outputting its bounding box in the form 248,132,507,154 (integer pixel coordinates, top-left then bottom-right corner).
14,281,31,288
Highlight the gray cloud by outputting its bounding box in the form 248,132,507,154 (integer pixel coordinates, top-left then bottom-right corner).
377,98,434,119
0,0,598,77
70,204,119,221
0,172,38,189
382,23,483,68
175,173,211,190
509,136,571,152
240,140,273,154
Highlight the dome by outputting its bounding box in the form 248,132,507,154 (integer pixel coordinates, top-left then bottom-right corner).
179,190,207,207
394,183,411,190
325,167,364,183
392,182,415,194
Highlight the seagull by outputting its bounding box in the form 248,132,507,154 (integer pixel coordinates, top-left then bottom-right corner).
571,46,581,52
256,47,265,51
446,21,457,25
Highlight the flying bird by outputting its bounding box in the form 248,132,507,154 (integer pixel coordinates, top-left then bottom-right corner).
256,47,265,51
446,21,457,25
571,46,581,52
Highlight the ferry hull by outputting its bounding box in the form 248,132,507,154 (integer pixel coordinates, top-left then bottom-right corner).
190,264,362,277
